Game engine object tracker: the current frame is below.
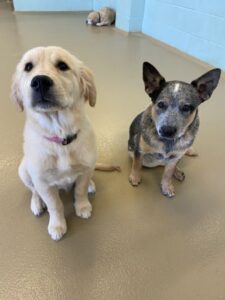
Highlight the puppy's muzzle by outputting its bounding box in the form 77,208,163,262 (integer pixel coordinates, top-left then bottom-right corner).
159,126,177,139
31,75,57,109
31,75,53,95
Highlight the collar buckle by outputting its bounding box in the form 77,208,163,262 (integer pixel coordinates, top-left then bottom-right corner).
62,133,78,145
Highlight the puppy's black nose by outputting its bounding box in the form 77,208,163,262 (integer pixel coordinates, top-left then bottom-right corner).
159,126,177,138
31,75,53,94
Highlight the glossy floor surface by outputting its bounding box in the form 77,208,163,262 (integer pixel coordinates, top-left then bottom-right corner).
1,1,225,299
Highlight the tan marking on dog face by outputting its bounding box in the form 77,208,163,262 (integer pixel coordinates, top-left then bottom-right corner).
183,109,196,130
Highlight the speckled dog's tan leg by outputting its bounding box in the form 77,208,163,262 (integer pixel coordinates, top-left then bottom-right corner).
129,152,143,186
161,161,178,197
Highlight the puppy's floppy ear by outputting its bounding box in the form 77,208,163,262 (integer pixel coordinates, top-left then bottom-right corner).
143,62,166,102
191,68,221,102
80,65,97,107
11,72,23,111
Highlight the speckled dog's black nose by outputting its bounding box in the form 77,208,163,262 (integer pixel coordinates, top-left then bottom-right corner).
31,75,53,94
159,126,177,138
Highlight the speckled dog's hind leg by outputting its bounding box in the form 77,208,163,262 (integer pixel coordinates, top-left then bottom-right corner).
185,146,198,157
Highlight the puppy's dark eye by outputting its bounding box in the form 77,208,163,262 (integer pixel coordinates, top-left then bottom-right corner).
24,62,33,72
157,101,167,110
57,61,69,71
181,104,194,113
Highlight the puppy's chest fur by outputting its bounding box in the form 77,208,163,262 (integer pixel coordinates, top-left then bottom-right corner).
128,108,199,166
44,146,90,188
25,109,96,188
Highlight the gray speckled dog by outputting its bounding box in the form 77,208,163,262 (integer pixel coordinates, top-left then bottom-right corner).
86,7,116,26
128,62,221,197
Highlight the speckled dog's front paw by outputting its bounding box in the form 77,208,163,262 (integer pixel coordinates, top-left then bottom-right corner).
129,172,141,186
160,182,175,198
173,168,185,182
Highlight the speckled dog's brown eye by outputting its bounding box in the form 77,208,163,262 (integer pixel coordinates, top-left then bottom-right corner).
181,104,194,113
24,62,33,72
157,101,167,110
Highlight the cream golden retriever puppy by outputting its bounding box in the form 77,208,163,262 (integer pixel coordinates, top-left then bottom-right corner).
12,46,103,240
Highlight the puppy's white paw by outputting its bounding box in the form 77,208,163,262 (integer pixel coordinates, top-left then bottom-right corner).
31,193,46,216
75,200,92,219
88,180,96,194
48,218,67,241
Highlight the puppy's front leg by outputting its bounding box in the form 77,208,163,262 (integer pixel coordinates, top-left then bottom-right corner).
34,183,66,240
160,161,178,198
129,150,143,186
74,172,93,219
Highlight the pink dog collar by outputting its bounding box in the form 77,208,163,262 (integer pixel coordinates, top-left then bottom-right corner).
44,132,79,146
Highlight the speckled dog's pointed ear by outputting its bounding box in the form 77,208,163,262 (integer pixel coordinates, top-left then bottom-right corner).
191,68,221,102
143,62,166,102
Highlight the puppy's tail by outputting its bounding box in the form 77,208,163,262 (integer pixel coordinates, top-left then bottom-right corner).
95,163,121,172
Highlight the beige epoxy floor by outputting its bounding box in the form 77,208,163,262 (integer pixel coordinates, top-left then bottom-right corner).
1,1,225,299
